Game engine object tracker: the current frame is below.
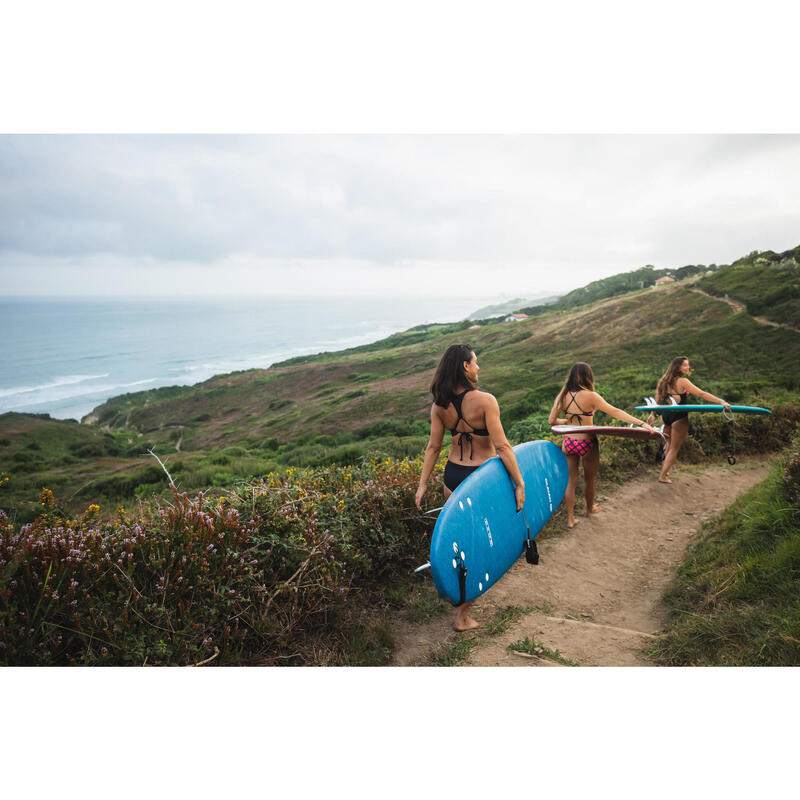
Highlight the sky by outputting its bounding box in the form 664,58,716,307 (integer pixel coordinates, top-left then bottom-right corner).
2,134,799,304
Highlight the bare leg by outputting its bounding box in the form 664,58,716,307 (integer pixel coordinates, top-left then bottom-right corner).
583,441,601,514
454,601,479,631
660,423,672,465
562,450,581,528
659,417,688,483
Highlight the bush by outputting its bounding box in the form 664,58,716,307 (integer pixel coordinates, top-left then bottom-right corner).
0,456,440,666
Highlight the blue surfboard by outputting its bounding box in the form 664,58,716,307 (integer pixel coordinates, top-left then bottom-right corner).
635,404,771,414
427,440,568,605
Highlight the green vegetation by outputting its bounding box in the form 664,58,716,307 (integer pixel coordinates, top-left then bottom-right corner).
650,440,800,666
2,243,799,666
6,246,798,524
0,457,440,666
484,604,533,635
517,263,712,316
697,245,800,328
507,636,579,665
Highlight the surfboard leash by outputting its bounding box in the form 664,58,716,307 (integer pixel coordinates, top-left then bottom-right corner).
723,407,737,464
521,508,539,565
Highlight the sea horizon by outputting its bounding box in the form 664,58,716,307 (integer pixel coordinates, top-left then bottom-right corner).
0,293,491,422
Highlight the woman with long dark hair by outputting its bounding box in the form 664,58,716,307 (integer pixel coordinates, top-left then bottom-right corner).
647,356,730,484
548,362,653,528
415,343,525,631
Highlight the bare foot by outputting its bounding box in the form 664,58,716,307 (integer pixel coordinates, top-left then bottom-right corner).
453,616,480,632
658,476,673,484
588,505,602,515
567,518,580,529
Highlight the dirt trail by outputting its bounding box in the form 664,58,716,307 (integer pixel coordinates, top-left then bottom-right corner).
689,287,800,333
391,459,770,667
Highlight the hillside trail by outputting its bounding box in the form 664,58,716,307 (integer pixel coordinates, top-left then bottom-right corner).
390,458,770,666
688,287,800,333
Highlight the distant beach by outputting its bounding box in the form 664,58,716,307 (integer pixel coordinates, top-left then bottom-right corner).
0,295,479,421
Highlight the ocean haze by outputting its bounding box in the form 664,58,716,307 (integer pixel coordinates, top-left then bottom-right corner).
0,294,480,421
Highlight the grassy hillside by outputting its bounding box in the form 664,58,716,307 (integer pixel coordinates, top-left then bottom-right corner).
516,263,713,316
3,264,799,519
2,245,800,665
650,439,800,666
696,245,800,328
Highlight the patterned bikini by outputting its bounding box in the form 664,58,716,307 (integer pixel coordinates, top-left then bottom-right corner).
561,391,596,457
443,389,491,491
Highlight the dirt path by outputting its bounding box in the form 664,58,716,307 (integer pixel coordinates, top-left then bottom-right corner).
689,287,800,333
391,459,770,666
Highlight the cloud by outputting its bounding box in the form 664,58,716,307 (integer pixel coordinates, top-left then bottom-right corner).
1,134,799,296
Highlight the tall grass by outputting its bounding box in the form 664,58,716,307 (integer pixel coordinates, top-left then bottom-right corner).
650,439,800,666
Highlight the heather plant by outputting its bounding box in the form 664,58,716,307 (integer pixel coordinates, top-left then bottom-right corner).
0,456,440,666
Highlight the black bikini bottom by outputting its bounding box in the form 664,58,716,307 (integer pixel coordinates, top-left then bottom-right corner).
661,410,689,426
443,460,480,492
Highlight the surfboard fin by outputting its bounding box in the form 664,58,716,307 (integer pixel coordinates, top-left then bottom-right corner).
414,562,431,573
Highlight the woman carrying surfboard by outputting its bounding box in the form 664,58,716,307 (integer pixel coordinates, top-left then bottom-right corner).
416,343,525,631
548,362,654,528
647,356,730,484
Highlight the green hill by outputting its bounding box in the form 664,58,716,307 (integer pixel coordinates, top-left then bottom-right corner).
3,244,800,665
516,263,713,316
2,245,799,520
696,245,800,328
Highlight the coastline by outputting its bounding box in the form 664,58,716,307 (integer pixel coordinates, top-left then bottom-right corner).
0,295,483,421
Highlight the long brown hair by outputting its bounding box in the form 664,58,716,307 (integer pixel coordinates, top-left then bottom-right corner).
430,344,476,407
556,362,595,411
656,356,688,404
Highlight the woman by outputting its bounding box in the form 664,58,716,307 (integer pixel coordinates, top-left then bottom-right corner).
647,356,730,484
415,344,525,632
548,362,653,528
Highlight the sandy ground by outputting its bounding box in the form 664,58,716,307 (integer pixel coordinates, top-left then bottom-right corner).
390,458,770,667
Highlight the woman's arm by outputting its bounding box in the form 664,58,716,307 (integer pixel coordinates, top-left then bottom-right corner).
415,405,445,510
548,396,567,426
590,392,655,430
484,394,525,511
679,378,730,408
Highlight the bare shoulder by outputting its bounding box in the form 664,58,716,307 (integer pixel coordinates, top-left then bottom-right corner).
586,390,604,407
474,389,499,408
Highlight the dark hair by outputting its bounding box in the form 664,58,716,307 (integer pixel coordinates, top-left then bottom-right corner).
430,344,476,407
555,362,595,411
656,356,689,404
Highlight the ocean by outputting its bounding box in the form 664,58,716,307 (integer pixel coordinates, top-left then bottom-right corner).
0,295,479,421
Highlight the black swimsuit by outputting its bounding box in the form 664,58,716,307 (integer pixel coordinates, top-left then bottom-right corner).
443,390,490,491
661,391,690,426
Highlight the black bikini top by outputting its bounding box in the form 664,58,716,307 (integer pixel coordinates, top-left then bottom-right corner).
563,391,595,424
449,389,489,461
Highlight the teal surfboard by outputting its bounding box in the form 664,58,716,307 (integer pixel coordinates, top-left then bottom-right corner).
635,404,771,414
426,440,568,606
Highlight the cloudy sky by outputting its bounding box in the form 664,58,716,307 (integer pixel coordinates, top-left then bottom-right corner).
1,134,798,303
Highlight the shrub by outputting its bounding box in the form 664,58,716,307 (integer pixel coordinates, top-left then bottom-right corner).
0,456,440,666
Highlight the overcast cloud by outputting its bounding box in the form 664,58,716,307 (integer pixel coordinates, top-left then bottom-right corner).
1,135,798,302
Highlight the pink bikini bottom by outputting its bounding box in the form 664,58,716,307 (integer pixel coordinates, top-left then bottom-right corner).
563,436,595,457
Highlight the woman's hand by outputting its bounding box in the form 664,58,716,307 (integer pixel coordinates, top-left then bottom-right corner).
646,412,655,425
639,421,655,433
723,400,731,410
514,483,525,512
415,484,426,511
